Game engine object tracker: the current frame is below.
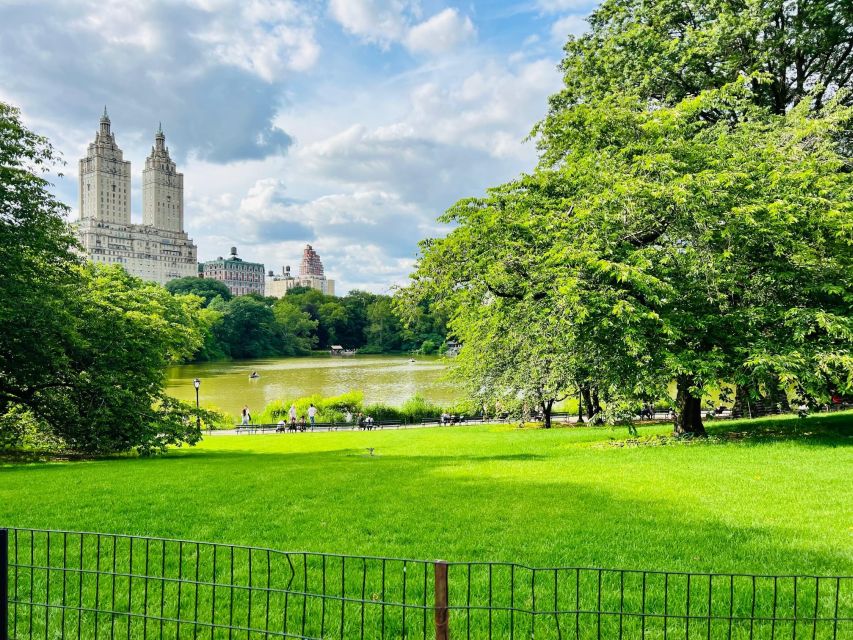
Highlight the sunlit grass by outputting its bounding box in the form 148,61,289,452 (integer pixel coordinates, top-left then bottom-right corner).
2,412,851,576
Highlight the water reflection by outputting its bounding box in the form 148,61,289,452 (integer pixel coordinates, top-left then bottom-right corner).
166,355,458,416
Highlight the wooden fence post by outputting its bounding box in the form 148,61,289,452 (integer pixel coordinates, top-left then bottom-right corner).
434,560,449,640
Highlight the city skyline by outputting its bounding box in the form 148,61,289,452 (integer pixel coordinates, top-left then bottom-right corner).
0,0,597,293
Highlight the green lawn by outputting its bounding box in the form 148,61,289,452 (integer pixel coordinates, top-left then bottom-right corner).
2,413,851,574
2,413,851,639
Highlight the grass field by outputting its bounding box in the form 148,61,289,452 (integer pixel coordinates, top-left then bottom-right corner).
2,412,851,574
2,413,852,639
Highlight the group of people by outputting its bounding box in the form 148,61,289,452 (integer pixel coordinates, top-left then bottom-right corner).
440,412,465,425
356,413,376,430
274,403,318,432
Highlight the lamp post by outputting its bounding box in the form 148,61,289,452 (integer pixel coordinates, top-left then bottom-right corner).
193,378,201,432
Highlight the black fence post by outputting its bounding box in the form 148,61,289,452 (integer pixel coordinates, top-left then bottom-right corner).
0,528,8,640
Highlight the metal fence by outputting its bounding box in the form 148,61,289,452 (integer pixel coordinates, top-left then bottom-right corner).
2,528,850,639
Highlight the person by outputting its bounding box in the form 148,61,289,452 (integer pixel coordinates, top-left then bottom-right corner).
241,406,250,426
357,412,365,430
275,419,285,433
299,415,307,431
289,403,297,428
365,415,374,430
345,410,353,423
308,403,317,428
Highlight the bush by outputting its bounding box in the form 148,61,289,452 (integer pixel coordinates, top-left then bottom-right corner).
257,392,455,425
257,392,364,424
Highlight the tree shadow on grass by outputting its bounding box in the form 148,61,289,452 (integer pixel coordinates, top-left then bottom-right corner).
2,443,850,579
703,411,852,447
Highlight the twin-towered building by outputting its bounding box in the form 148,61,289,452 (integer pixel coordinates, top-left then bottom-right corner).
75,110,336,297
75,109,197,285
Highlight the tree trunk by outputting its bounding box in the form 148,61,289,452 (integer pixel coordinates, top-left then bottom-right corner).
581,385,593,419
765,375,791,414
581,386,602,420
541,399,553,429
577,389,584,423
675,375,706,436
733,384,754,418
591,388,602,423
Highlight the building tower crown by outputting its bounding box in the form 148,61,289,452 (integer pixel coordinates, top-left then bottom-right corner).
155,122,166,151
300,244,325,277
99,106,111,136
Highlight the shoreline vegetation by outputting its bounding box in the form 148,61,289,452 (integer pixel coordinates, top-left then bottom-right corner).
163,278,449,363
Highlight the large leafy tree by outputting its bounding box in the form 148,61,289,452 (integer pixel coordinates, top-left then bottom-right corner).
1,102,207,453
405,86,852,434
0,102,80,415
41,265,207,453
546,0,853,120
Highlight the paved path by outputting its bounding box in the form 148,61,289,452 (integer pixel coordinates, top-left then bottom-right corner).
203,415,630,437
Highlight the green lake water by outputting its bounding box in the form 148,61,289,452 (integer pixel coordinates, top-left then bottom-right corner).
166,354,459,418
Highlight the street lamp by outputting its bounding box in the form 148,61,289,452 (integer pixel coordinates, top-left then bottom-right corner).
193,378,201,432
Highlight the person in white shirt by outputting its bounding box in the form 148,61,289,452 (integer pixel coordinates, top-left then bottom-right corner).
289,403,297,427
308,403,317,428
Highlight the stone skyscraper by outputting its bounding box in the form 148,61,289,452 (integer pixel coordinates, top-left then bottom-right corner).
78,107,131,224
75,110,198,285
142,124,184,232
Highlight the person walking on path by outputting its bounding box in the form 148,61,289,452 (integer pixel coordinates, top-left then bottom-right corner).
241,406,250,426
289,403,297,428
308,403,317,428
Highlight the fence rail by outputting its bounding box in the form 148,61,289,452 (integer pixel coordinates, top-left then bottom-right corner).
2,528,850,639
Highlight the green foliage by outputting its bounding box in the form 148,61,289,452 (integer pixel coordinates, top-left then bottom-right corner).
165,276,232,305
216,297,279,359
256,392,456,425
177,286,447,361
257,391,364,424
403,2,853,434
542,0,853,128
0,102,207,454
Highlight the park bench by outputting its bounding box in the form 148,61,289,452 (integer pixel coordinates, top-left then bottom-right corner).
233,424,281,434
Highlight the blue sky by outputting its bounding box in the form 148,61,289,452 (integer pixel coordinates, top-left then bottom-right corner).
0,0,597,293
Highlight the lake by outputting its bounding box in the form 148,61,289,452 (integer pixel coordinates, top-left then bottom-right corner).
166,354,459,417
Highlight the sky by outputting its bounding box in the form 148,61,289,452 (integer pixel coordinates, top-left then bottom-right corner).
0,0,596,294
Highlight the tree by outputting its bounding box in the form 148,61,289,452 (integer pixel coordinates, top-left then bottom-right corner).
42,265,207,453
0,102,81,418
272,299,318,355
365,298,403,352
405,87,853,435
544,0,853,123
0,102,209,454
165,276,232,305
217,297,280,359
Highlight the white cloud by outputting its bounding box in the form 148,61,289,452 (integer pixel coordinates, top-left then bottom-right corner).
329,0,474,56
550,14,589,40
1,0,568,293
192,0,320,79
328,0,414,46
405,8,476,55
